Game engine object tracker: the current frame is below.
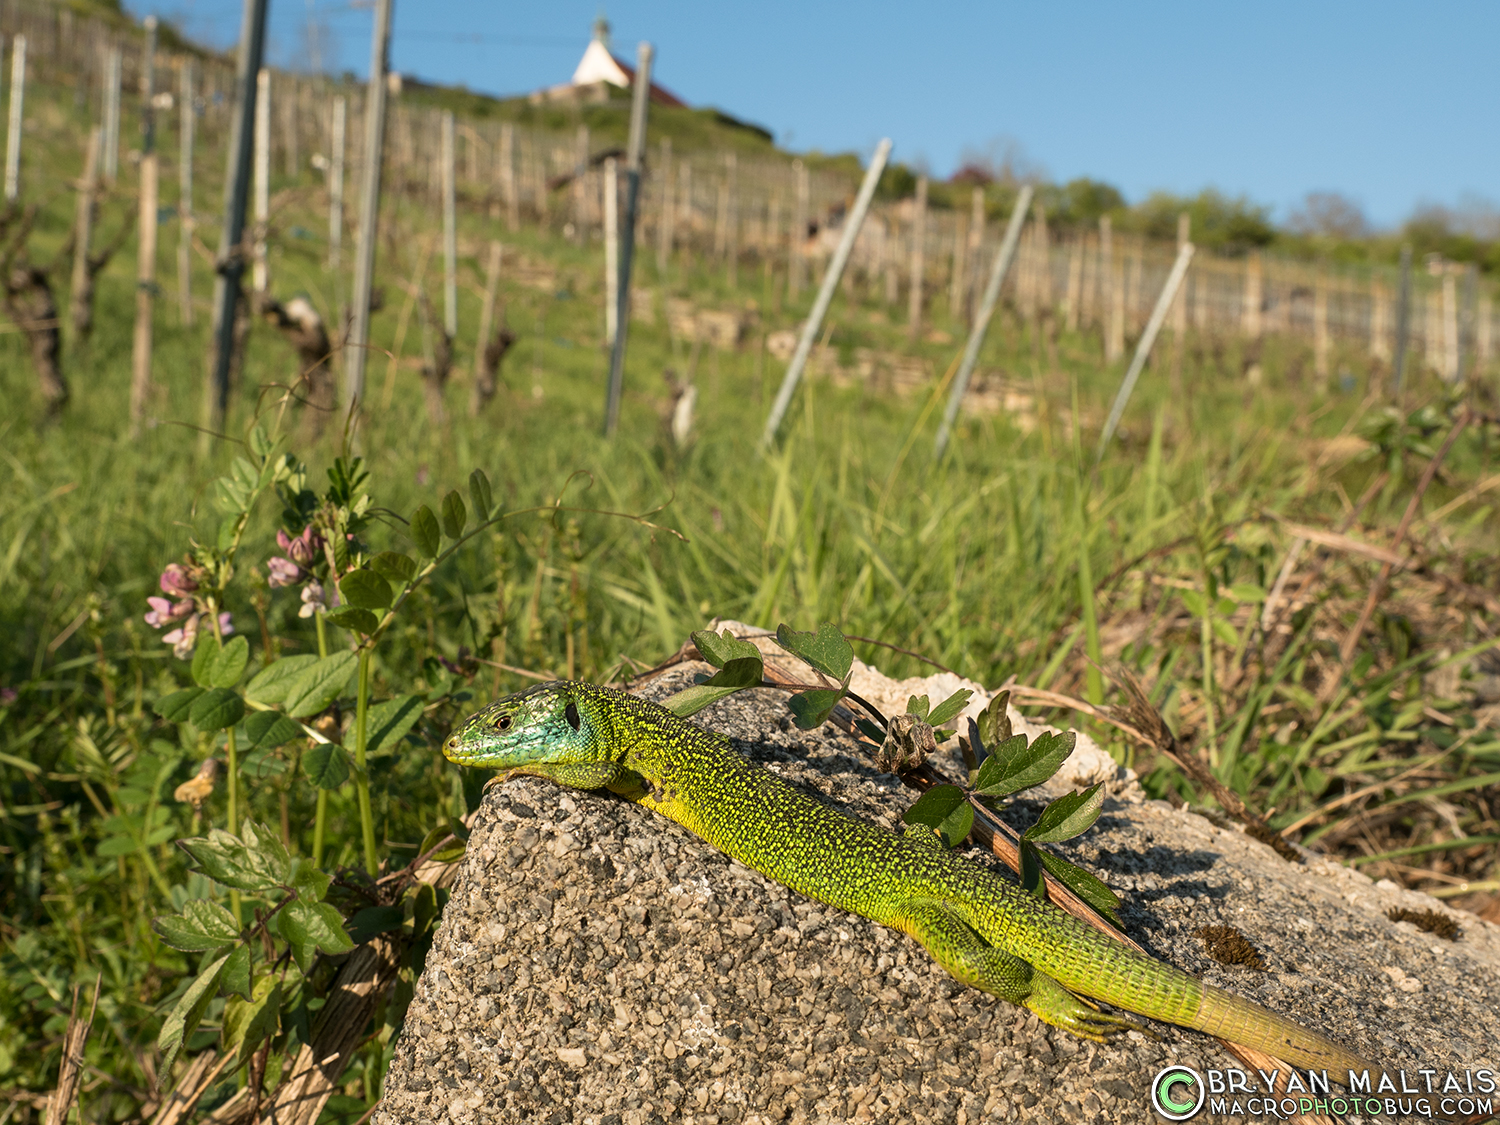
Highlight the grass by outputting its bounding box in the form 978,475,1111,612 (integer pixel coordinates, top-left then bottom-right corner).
3,71,1500,1125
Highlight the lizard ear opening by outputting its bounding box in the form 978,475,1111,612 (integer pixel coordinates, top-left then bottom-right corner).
564,700,581,731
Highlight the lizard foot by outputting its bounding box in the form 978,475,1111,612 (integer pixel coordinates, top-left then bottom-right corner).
1024,972,1156,1043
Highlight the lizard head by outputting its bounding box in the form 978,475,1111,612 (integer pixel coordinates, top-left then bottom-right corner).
443,680,605,770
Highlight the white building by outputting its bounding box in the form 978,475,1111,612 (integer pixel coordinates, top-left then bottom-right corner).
531,18,685,108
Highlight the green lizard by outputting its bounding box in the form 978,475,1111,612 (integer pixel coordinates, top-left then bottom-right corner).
443,680,1378,1078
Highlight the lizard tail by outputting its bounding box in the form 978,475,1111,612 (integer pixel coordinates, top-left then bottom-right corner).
1191,983,1376,1079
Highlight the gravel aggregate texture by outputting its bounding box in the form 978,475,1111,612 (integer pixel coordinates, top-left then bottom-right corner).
375,666,1500,1125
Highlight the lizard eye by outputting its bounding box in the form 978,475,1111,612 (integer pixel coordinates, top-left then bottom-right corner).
564,702,581,731
496,715,512,731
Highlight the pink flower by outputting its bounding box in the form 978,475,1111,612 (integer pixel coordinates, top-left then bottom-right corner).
298,581,328,619
160,612,233,660
162,614,199,659
267,556,302,588
160,564,198,598
0,687,17,705
144,596,195,628
277,526,323,567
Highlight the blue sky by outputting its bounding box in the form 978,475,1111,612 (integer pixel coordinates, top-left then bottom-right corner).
130,0,1498,230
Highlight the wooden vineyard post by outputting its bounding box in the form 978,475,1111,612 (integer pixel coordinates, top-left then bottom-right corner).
934,184,1034,460
102,46,120,183
178,58,194,325
948,210,967,322
1457,263,1477,386
761,138,891,448
1032,200,1051,316
713,153,728,263
571,125,589,244
69,127,100,339
602,42,654,437
789,158,807,297
1099,215,1117,359
470,239,502,414
128,18,158,437
1102,216,1123,363
1370,275,1391,363
1441,262,1459,382
1242,250,1263,341
4,33,26,202
342,0,393,420
441,110,457,339
963,186,984,323
499,121,517,230
1314,265,1330,384
251,68,269,294
725,151,738,289
1171,212,1189,337
1392,244,1412,394
1096,241,1194,463
655,136,673,270
326,93,346,337
1064,233,1083,332
603,155,618,345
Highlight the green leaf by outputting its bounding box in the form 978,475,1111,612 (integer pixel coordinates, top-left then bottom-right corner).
191,634,220,688
303,743,350,789
1228,583,1267,604
97,834,139,857
157,950,231,1080
222,976,281,1066
661,683,744,719
927,688,973,727
973,731,1076,798
347,905,405,945
905,694,930,720
901,785,973,848
787,687,846,730
1037,848,1122,924
1024,783,1105,844
207,636,250,689
468,468,493,521
220,942,252,1000
774,622,854,682
1180,588,1209,618
245,711,301,751
155,687,205,723
691,629,762,669
325,605,380,634
152,899,241,952
339,568,393,611
364,695,425,757
418,822,467,864
441,489,467,540
1020,841,1046,898
976,691,1012,753
189,689,245,732
177,822,290,894
280,899,355,969
246,655,321,705
288,857,332,903
410,504,441,558
704,655,763,689
854,718,885,744
282,652,359,718
369,551,418,585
